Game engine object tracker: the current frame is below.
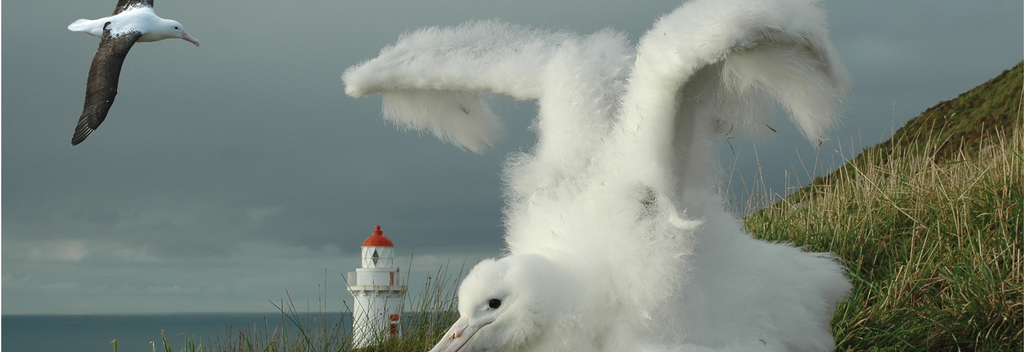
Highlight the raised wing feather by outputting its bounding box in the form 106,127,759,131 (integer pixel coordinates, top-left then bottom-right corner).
343,21,632,154
582,0,850,331
610,0,849,205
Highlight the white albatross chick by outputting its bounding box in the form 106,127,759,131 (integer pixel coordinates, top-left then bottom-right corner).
67,0,199,146
344,0,853,351
430,255,579,352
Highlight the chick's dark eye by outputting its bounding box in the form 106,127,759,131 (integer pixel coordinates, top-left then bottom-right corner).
488,299,501,309
174,26,179,29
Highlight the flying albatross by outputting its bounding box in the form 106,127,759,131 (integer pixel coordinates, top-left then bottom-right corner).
345,0,852,350
68,0,199,146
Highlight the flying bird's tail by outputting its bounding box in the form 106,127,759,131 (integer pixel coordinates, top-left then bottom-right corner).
68,19,91,32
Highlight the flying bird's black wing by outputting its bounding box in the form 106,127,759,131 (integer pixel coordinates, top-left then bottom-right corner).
72,24,142,146
112,0,153,15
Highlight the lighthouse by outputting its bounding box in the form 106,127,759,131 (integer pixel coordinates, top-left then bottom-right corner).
347,225,407,348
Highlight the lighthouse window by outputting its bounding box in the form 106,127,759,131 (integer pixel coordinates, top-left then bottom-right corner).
372,249,380,265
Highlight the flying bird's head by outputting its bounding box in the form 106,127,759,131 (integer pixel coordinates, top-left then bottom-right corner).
154,19,200,46
430,254,572,352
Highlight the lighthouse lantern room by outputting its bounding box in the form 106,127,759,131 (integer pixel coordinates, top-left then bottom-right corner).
347,225,407,348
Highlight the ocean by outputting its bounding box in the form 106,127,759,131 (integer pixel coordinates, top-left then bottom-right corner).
2,313,350,352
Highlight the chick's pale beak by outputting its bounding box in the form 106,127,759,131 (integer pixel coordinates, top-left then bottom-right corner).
181,30,200,47
429,315,487,352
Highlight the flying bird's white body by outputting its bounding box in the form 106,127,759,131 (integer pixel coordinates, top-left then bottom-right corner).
68,7,199,45
345,0,852,351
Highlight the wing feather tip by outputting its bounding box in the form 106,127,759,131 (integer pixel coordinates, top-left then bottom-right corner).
71,128,94,146
71,113,98,146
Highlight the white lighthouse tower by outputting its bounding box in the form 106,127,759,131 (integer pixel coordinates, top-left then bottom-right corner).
347,225,407,348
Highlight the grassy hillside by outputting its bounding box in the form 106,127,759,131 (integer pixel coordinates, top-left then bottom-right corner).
802,61,1022,198
876,61,1021,162
746,62,1023,351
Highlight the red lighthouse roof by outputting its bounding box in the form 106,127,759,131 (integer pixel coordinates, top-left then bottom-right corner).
362,225,394,247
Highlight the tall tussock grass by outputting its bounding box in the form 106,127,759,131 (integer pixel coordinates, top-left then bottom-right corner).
745,124,1023,351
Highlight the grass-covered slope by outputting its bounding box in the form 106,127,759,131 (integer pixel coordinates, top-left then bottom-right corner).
813,61,1021,191
878,61,1022,163
745,62,1023,351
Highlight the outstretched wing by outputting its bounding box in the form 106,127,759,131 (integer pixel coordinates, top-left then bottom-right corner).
609,0,849,203
73,25,141,146
113,0,153,15
343,20,631,154
569,0,850,331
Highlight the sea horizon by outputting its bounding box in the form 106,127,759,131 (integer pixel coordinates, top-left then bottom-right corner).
3,312,352,352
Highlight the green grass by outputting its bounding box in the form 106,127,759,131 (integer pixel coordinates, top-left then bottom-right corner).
745,124,1022,351
740,62,1023,351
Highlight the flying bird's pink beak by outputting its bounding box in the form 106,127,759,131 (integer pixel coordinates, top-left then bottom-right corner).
429,315,486,352
181,30,200,47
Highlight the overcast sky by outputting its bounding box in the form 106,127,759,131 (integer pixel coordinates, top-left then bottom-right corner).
2,0,1021,314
